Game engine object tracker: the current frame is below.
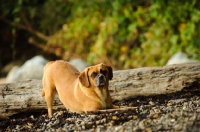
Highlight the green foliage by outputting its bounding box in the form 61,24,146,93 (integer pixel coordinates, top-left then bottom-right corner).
49,0,200,68
1,0,200,69
0,0,70,35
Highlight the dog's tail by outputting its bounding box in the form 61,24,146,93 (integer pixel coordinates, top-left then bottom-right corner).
41,89,45,97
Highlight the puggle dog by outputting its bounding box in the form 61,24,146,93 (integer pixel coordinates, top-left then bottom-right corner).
42,60,113,117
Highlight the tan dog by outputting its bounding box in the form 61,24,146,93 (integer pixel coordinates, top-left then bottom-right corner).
41,60,113,117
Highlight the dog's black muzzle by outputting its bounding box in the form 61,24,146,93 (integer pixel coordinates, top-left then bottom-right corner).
95,73,107,87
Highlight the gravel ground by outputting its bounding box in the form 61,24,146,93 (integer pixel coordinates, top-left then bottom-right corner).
0,87,200,132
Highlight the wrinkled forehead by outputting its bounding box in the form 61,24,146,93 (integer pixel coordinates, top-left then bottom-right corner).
88,63,107,73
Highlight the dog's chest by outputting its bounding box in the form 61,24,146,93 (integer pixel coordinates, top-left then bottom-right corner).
95,88,107,107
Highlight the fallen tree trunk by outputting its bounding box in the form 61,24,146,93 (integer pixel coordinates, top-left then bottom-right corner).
0,63,200,119
109,62,200,101
0,80,63,119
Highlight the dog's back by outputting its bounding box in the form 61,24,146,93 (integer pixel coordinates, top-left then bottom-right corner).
44,60,80,80
42,60,80,96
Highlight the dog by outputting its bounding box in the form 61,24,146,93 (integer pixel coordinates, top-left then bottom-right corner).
41,60,113,117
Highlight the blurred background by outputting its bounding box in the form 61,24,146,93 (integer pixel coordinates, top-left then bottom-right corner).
0,0,200,82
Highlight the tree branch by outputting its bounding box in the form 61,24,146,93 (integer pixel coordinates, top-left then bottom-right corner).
28,37,64,57
19,11,33,30
0,16,50,41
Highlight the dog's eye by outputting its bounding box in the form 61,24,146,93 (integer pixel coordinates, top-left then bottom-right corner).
91,72,97,78
100,70,107,75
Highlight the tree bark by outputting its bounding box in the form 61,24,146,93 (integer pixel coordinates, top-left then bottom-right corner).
0,80,63,119
109,62,200,101
0,63,200,119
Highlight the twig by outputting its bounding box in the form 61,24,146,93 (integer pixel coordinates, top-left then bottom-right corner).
87,107,136,114
87,104,155,114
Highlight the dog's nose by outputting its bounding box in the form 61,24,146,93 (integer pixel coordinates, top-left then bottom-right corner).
98,74,104,80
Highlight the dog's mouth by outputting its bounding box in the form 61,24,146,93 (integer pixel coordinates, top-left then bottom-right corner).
95,74,107,88
98,81,106,87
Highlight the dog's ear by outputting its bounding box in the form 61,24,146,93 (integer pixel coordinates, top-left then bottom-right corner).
106,66,113,80
79,68,90,88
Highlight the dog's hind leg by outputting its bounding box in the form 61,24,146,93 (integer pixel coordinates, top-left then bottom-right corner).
43,81,56,117
45,89,56,117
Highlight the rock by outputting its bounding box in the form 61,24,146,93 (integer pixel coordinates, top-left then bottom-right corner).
132,115,138,120
1,60,24,76
6,55,48,83
169,99,186,104
174,124,183,131
96,120,101,125
138,120,146,130
152,113,159,119
85,121,93,129
53,120,60,125
114,125,124,132
166,52,198,65
112,116,119,121
149,101,155,105
96,125,105,132
69,58,90,72
145,127,152,132
100,118,106,124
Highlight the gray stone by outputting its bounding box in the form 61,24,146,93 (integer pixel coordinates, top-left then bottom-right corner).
166,52,198,65
1,60,24,76
174,124,182,131
114,125,124,132
6,55,48,83
69,58,90,72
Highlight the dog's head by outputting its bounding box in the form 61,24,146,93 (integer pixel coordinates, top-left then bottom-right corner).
79,63,113,88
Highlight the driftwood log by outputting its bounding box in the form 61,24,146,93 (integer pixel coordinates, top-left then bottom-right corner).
0,62,200,119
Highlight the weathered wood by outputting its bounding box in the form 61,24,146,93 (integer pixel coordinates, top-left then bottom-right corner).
0,62,200,119
109,62,200,101
0,80,63,119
